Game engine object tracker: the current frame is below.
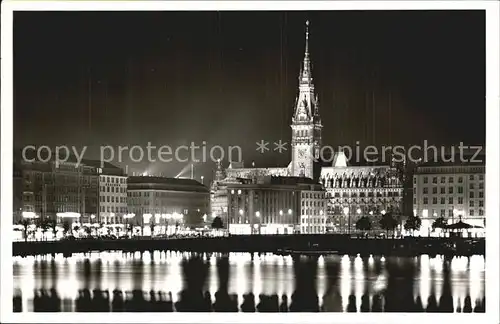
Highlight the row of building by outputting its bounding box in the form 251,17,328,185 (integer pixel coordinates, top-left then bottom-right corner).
13,153,210,227
13,149,485,236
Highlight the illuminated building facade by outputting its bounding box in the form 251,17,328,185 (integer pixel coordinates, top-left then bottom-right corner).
98,164,127,224
320,152,404,233
300,188,327,234
15,153,99,225
224,176,326,235
127,176,210,229
413,159,485,236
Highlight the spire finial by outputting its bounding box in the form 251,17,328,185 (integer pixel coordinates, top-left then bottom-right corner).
305,20,309,55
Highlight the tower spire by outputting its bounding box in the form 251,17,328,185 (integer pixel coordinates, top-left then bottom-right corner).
301,20,312,82
305,20,309,58
291,19,322,180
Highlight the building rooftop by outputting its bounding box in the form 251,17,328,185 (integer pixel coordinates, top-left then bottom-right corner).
266,176,319,186
14,149,122,170
127,176,209,193
417,154,485,168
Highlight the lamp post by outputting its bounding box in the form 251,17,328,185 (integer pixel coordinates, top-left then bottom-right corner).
143,213,152,236
279,210,284,234
343,207,350,235
22,212,39,241
123,213,135,236
255,211,261,235
90,214,96,236
422,209,429,236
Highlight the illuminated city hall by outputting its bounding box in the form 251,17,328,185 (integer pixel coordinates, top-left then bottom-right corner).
210,21,407,235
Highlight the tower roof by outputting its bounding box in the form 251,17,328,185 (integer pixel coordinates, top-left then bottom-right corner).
292,20,321,124
333,151,348,168
300,20,312,84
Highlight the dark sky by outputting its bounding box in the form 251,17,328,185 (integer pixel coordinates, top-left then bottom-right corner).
14,10,485,177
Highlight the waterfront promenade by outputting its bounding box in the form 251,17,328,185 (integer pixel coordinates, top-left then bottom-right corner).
12,235,485,257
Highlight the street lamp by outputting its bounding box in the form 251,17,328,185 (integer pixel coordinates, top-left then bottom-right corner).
201,176,204,184
143,213,152,236
279,210,283,216
343,207,350,234
255,211,261,234
288,209,292,215
422,209,429,236
123,213,135,236
381,210,386,216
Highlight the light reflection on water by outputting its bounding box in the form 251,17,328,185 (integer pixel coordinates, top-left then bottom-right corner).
13,252,485,312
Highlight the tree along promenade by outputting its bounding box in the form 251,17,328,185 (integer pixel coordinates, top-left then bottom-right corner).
12,234,485,257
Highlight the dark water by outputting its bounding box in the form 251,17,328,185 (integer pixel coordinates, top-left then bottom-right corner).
13,252,485,312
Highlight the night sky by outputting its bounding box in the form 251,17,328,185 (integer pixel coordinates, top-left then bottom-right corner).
14,10,485,177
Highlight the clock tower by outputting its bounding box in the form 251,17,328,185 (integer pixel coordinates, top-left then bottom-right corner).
291,21,322,179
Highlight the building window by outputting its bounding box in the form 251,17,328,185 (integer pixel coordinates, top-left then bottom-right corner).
469,200,474,207
440,197,445,204
432,177,437,184
449,177,454,183
458,176,463,183
458,186,463,194
449,209,453,217
470,209,475,216
469,183,474,190
479,209,484,216
479,183,484,189
432,187,437,194
440,187,445,194
448,187,453,194
440,209,446,217
432,197,437,204
413,177,416,184
458,197,463,204
469,175,474,181
423,177,428,184
479,200,484,207
413,198,416,204
441,177,445,183
423,197,428,204
470,192,474,199
448,197,453,204
479,191,484,198
423,187,428,194
479,174,484,181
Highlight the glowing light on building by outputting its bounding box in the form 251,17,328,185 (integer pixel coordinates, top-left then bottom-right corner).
22,211,38,219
